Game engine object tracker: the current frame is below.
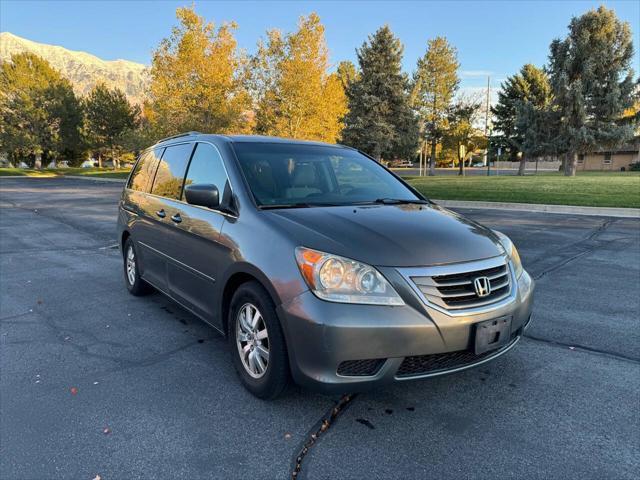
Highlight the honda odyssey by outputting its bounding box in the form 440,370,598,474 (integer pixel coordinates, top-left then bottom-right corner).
117,132,534,399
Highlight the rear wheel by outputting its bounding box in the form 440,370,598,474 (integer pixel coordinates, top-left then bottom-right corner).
228,281,289,399
123,237,153,296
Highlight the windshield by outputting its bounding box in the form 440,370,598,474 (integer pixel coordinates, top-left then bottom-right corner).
232,142,422,208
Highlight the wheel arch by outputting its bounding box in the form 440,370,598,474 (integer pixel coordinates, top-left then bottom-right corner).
120,230,131,254
220,264,283,337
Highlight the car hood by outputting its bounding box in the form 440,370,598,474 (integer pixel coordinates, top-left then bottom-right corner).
264,203,504,267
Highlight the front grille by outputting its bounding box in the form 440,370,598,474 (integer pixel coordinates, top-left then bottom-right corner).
337,359,385,377
411,260,511,312
396,334,517,378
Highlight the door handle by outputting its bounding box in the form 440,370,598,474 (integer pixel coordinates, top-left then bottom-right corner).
171,213,182,224
155,209,166,218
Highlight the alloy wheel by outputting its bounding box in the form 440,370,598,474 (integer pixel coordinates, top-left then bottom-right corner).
126,245,136,285
236,303,270,378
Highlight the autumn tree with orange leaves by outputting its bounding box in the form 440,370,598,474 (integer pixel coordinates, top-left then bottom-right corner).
148,6,252,136
250,13,347,143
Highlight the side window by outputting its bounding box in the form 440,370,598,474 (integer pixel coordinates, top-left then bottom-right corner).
150,143,195,200
128,148,163,192
182,143,229,201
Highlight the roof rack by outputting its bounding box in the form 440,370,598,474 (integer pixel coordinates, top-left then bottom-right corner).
156,131,201,144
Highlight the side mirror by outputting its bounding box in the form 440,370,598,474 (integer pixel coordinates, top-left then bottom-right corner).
184,184,219,209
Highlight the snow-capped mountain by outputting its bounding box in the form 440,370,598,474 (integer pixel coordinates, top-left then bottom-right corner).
0,32,149,103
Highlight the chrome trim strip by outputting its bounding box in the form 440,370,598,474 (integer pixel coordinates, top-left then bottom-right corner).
394,335,521,381
142,191,238,219
138,241,216,283
405,255,506,277
397,255,517,317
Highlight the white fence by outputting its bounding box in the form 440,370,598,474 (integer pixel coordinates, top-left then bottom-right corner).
492,160,561,171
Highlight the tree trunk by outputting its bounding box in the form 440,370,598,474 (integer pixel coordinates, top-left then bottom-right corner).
34,153,42,170
97,152,102,169
517,154,526,176
429,141,436,176
564,152,577,176
373,145,382,163
112,148,118,170
560,153,567,172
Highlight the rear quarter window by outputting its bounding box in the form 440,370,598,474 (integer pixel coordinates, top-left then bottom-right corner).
150,143,195,200
128,148,164,192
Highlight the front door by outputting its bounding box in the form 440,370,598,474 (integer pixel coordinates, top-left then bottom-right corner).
163,142,233,327
143,142,196,293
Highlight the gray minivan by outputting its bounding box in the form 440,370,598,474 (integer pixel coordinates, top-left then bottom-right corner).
118,132,534,399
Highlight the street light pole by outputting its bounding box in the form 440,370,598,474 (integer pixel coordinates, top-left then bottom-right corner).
483,76,491,167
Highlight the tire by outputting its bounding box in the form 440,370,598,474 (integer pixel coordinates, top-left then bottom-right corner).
228,281,289,399
123,237,154,296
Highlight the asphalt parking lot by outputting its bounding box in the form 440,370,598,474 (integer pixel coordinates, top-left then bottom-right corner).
1,177,639,480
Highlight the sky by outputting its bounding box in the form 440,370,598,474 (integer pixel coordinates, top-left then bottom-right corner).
1,0,639,95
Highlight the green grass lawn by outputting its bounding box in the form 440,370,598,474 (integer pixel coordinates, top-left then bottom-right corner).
3,167,638,208
0,167,131,179
405,172,640,209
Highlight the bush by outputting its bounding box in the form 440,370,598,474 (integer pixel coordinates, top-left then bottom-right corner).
628,162,640,171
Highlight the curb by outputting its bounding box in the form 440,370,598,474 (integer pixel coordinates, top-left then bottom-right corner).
0,175,126,182
433,199,640,218
0,175,58,179
63,175,126,183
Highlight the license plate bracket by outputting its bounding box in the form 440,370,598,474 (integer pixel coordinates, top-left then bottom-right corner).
474,317,512,355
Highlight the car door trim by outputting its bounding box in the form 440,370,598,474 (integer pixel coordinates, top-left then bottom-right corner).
139,275,225,336
138,240,216,284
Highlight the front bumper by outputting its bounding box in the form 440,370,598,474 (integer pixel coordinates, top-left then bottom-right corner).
277,269,535,393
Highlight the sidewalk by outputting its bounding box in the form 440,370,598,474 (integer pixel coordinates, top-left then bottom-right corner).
433,199,640,218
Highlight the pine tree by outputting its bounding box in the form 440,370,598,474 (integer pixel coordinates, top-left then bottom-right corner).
0,53,82,166
492,64,551,174
412,37,459,175
251,13,347,142
547,6,636,176
84,83,140,168
149,5,252,136
342,25,418,161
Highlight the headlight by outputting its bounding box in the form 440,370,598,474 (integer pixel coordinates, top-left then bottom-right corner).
494,231,524,278
295,247,404,305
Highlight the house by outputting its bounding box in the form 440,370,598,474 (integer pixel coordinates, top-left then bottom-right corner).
576,137,639,171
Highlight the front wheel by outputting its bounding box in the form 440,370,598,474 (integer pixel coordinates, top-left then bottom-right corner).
123,237,153,296
228,281,289,399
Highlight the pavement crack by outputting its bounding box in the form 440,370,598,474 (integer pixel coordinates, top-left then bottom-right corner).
290,393,356,479
530,219,616,280
0,310,36,322
532,249,592,280
524,334,640,364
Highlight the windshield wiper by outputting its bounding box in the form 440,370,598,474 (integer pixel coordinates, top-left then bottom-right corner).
258,202,347,210
258,203,312,210
371,198,430,205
